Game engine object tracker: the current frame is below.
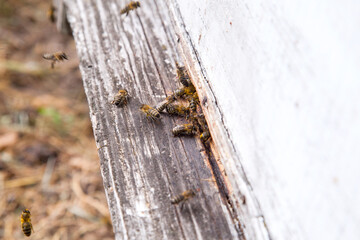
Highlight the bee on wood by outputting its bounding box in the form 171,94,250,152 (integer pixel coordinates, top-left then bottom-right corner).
155,96,175,112
196,113,208,132
174,87,185,98
175,61,190,87
140,104,161,120
172,124,195,136
42,51,68,69
171,188,199,209
189,96,198,114
166,103,189,117
120,1,140,16
184,85,196,98
111,89,128,107
21,209,34,237
200,130,211,143
47,5,56,23
155,100,168,113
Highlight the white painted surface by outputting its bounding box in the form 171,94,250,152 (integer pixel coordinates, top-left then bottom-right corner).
174,0,360,239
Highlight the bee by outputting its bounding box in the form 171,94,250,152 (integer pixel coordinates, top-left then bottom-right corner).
21,209,34,237
171,188,199,209
189,97,198,114
47,5,56,23
155,99,168,113
174,87,185,98
166,103,189,117
200,130,211,142
120,1,140,16
196,113,208,132
172,124,195,136
191,92,199,103
183,84,196,98
42,51,68,69
175,61,190,87
140,104,161,120
111,89,128,107
155,95,175,112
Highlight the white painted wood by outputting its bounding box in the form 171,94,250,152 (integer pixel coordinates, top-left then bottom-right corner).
170,0,360,239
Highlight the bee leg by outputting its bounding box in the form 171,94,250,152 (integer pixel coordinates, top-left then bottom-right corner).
51,61,55,69
180,202,185,211
126,11,129,16
180,199,189,211
31,223,35,233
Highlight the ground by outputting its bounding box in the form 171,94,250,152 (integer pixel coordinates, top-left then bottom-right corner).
0,0,114,239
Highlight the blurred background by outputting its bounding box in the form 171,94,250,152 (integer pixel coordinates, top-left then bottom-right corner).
0,0,114,239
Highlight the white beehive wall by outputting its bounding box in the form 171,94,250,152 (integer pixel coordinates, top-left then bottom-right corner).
174,0,360,239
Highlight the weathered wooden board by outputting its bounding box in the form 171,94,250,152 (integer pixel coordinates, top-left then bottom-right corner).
56,0,255,239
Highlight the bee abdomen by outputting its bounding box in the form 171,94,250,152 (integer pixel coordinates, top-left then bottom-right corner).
112,90,128,107
22,222,32,236
176,62,190,87
172,124,194,136
171,195,185,204
55,52,68,61
177,70,190,87
42,53,55,60
113,96,126,107
120,7,129,14
150,109,160,118
189,98,197,113
155,100,168,112
166,103,176,115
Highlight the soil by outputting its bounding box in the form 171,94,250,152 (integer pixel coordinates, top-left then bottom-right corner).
0,0,114,239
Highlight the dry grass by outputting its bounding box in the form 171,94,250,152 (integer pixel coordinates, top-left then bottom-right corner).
0,0,114,239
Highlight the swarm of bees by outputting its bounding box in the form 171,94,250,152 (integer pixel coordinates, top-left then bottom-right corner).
42,51,68,69
120,1,141,16
38,2,212,228
110,63,211,211
21,209,34,237
134,61,211,146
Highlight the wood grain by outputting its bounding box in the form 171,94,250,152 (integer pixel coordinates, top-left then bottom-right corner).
57,0,246,239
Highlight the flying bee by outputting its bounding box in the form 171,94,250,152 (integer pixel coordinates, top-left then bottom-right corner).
175,61,190,87
155,95,175,112
140,104,161,120
21,209,34,237
172,124,195,136
171,188,200,209
120,1,140,16
166,103,189,117
112,89,128,107
42,51,68,69
47,5,56,23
